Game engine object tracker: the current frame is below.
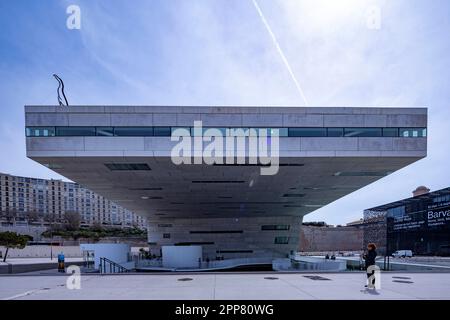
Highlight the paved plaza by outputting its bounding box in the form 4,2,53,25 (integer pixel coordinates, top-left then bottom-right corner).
1,272,449,300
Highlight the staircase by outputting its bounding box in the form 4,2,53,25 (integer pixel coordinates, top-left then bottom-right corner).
99,257,130,273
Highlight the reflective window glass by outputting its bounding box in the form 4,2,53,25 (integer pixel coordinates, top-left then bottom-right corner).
344,128,382,137
56,127,96,136
399,128,427,138
153,127,171,136
114,127,153,136
327,128,344,137
26,127,55,137
96,127,114,136
257,128,288,137
382,128,399,137
288,128,327,137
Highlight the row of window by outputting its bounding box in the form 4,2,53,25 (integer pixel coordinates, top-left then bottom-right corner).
162,233,290,244
433,194,450,203
26,126,427,138
159,225,291,232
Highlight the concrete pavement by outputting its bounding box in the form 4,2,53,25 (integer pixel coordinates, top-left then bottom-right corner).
1,272,449,300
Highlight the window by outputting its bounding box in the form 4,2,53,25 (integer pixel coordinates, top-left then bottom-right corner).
382,128,399,137
96,127,114,136
114,127,153,136
153,127,171,136
399,128,427,138
56,127,96,136
175,242,214,245
158,223,173,228
288,128,327,137
163,233,170,239
25,126,428,138
190,230,243,234
191,180,245,184
104,163,151,171
216,250,253,253
344,128,382,137
388,206,406,218
255,128,288,137
26,127,55,137
327,128,344,137
268,128,288,137
261,225,290,231
274,236,290,244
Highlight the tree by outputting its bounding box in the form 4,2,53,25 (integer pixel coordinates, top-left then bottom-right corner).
0,231,29,262
25,211,40,224
64,211,81,231
91,222,103,232
0,209,18,224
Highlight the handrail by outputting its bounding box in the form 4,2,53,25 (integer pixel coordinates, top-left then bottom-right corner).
99,257,129,273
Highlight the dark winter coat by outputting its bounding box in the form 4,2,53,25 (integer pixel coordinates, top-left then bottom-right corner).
364,249,377,268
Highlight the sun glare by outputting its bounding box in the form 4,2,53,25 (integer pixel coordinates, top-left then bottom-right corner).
286,0,373,30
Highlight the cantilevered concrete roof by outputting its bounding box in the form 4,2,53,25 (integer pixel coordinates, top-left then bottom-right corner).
25,106,427,219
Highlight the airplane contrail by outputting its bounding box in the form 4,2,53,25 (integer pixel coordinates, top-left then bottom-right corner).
251,0,309,106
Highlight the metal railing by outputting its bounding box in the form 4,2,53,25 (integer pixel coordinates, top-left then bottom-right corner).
99,257,129,273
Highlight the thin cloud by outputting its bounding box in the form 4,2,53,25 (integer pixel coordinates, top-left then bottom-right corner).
251,0,309,106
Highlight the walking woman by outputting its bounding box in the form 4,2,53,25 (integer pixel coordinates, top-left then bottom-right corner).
363,243,377,288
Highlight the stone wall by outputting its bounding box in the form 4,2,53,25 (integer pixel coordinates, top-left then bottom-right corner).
0,245,82,258
299,225,364,252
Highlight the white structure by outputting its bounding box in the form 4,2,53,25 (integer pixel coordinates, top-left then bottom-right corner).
80,243,131,269
162,245,202,268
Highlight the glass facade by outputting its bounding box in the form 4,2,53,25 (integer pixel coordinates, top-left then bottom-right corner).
400,128,427,138
372,188,450,256
25,127,55,137
26,126,427,138
114,127,154,136
344,128,382,137
288,128,327,137
56,127,96,136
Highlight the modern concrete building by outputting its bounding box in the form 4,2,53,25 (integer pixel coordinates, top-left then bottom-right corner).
0,172,146,229
24,105,427,259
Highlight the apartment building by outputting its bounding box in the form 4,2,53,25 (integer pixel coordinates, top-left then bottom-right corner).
0,172,146,229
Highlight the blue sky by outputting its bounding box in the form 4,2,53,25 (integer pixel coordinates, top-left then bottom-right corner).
0,0,449,225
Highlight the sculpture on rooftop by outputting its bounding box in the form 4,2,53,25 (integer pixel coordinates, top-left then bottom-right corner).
53,74,69,107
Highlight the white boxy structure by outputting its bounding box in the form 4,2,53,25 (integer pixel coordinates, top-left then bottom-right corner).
80,243,131,269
